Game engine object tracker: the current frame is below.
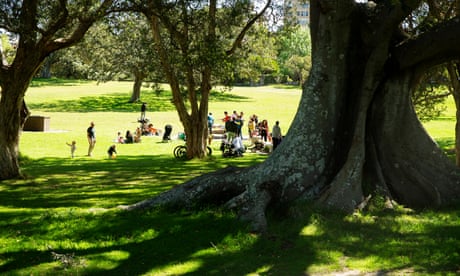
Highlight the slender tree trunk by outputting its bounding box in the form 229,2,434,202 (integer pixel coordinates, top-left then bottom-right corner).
40,57,52,79
184,114,209,159
446,63,460,166
130,71,145,103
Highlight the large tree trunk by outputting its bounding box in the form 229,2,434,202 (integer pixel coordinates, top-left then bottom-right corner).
124,1,460,232
0,80,31,179
369,71,460,207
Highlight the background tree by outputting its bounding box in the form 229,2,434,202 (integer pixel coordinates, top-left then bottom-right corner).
283,54,311,85
0,0,114,180
277,26,311,84
78,13,162,102
135,0,273,158
412,65,450,121
234,24,279,86
123,0,460,232
0,33,15,65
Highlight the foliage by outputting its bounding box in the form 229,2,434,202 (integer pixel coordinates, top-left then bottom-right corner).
0,0,117,180
412,65,450,121
45,50,92,79
32,2,313,88
82,13,161,83
276,26,311,84
0,34,15,64
233,24,280,85
283,54,311,84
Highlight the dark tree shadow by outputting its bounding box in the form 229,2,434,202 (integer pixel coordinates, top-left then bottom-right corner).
2,155,459,274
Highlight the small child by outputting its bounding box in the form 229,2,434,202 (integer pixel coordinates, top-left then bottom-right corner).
107,144,117,159
66,141,76,158
116,132,124,144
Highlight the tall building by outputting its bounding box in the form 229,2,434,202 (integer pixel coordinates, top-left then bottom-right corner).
284,0,310,28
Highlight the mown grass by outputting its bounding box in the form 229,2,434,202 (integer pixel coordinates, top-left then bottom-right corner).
1,79,459,275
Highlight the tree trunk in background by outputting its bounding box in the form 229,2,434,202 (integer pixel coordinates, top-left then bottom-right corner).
446,63,460,166
40,57,52,79
130,71,145,103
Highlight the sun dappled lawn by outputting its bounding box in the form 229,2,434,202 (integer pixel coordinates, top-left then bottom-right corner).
1,80,460,275
423,95,456,142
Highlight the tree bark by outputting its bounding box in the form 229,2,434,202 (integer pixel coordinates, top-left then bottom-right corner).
123,1,460,232
370,71,460,207
0,77,32,179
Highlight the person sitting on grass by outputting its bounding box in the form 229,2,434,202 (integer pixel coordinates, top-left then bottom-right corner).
125,130,134,143
115,132,124,144
108,144,117,159
134,127,142,143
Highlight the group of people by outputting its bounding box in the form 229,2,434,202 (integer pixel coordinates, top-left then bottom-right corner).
68,116,160,159
247,115,283,151
86,121,117,159
210,110,283,152
68,108,283,160
66,121,104,158
116,127,142,144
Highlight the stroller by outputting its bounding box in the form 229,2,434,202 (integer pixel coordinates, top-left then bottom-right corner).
163,124,172,142
220,136,245,157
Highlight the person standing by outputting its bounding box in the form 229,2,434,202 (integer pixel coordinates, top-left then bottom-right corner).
140,102,147,121
248,118,255,138
271,121,282,150
66,141,76,158
222,111,230,123
259,119,269,142
225,118,238,142
87,122,96,156
207,112,214,144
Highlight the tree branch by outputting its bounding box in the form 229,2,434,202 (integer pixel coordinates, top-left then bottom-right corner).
393,16,460,70
226,0,272,56
43,0,115,53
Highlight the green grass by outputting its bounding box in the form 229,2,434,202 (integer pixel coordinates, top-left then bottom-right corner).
1,79,459,275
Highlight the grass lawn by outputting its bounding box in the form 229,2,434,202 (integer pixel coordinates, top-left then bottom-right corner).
1,80,459,275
